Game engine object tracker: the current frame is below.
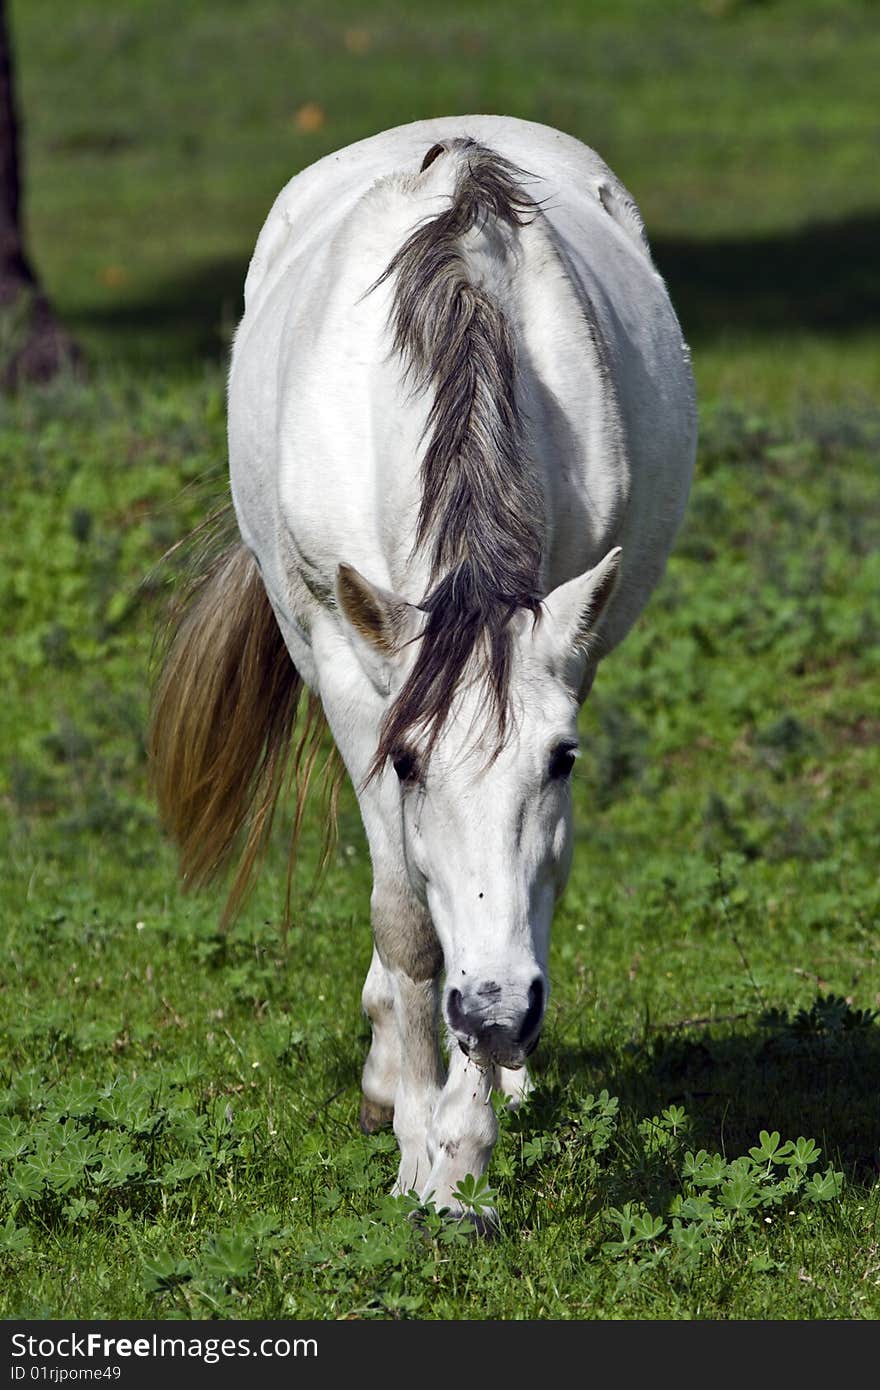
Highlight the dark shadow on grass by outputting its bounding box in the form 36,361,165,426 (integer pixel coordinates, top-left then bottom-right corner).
69,209,880,369
531,1007,880,1185
653,209,880,341
72,256,248,368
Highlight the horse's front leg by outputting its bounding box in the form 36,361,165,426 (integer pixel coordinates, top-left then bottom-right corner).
388,970,443,1195
420,1046,499,1223
368,876,445,1196
493,1063,534,1110
359,944,397,1134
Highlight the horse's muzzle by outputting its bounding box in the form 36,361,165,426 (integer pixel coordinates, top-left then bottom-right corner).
446,976,544,1067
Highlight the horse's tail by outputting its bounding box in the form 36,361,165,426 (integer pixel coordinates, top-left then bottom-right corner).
148,534,339,928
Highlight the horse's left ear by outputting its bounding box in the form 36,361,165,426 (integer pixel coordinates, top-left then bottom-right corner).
335,563,420,694
539,546,622,685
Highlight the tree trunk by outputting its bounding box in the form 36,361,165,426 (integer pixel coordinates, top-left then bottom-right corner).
0,0,80,387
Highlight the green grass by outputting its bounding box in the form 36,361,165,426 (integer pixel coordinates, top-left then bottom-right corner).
2,0,879,1319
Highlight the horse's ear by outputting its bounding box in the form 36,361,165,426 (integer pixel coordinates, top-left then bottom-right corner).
540,547,622,687
335,563,419,693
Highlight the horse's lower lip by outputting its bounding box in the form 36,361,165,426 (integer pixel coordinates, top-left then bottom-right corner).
465,1041,526,1070
457,1038,522,1068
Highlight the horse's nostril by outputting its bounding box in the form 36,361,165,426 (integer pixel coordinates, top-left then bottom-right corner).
519,977,544,1045
446,987,469,1034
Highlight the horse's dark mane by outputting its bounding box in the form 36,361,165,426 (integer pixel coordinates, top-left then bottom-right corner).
369,139,546,778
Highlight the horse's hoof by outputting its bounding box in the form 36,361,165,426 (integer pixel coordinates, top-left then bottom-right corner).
418,1189,500,1237
359,1096,394,1134
461,1207,499,1238
407,1201,498,1239
437,1203,500,1238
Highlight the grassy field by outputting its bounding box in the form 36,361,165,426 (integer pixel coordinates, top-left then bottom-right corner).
1,0,879,1319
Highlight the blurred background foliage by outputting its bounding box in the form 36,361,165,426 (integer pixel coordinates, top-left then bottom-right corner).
11,0,880,392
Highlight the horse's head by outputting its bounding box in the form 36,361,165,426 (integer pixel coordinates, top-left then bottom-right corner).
336,547,621,1069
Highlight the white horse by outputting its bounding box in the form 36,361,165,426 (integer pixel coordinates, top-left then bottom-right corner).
150,115,696,1220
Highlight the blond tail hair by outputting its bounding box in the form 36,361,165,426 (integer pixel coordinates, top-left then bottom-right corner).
148,540,339,928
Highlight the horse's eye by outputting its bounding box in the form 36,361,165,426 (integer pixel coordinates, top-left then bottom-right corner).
391,748,419,784
548,742,577,780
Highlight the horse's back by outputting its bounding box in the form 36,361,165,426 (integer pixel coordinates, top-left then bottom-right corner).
239,116,650,322
229,116,696,656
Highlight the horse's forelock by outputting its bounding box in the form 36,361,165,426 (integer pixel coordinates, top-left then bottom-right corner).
368,569,541,782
